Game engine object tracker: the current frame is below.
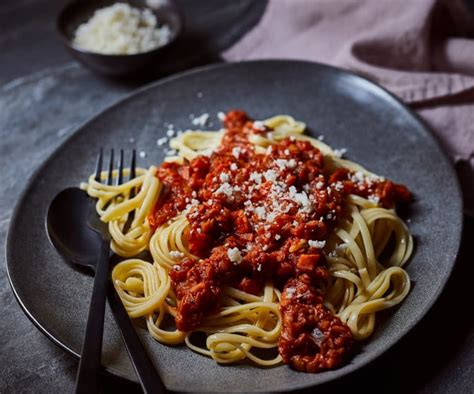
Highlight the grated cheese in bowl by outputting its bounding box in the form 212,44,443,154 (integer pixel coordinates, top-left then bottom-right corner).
73,3,171,55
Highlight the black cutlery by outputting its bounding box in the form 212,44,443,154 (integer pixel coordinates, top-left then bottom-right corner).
46,149,166,393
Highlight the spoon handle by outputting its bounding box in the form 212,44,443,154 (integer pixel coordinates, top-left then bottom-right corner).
75,239,110,394
107,282,167,393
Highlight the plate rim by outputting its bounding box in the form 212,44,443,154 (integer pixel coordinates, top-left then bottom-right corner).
5,59,464,392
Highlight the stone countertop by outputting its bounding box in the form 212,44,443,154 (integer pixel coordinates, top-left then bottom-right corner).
1,1,473,393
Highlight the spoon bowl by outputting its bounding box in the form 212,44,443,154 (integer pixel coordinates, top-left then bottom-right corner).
46,187,101,270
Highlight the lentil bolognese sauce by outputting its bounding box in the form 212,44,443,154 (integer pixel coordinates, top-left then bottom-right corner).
82,110,413,372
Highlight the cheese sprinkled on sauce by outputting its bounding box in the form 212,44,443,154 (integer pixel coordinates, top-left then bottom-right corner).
227,247,242,264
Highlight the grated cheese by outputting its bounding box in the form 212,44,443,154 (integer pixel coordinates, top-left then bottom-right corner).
275,159,296,170
253,121,266,130
73,3,171,55
214,182,234,199
227,247,242,264
232,147,242,159
368,195,380,204
219,173,230,182
333,181,344,191
263,169,278,182
286,287,296,297
308,240,326,248
192,113,209,127
169,250,185,260
333,148,347,158
157,137,167,146
250,172,263,185
254,206,266,219
351,171,365,184
311,327,326,345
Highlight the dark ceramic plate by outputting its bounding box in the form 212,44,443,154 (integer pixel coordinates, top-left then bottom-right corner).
6,60,462,392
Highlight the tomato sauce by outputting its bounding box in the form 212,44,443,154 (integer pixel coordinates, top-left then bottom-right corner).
148,110,411,372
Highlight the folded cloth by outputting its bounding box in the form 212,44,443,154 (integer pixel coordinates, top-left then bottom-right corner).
224,0,474,214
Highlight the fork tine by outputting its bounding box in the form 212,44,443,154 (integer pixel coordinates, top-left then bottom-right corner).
94,148,103,182
123,150,137,234
107,149,114,186
116,149,124,186
130,149,136,182
129,149,136,199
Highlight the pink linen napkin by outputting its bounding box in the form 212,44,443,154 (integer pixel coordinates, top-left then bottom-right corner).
224,0,474,214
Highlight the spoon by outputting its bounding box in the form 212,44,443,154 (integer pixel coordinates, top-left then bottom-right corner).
46,187,166,393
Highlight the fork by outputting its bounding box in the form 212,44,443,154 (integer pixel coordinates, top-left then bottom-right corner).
76,149,166,393
75,148,118,393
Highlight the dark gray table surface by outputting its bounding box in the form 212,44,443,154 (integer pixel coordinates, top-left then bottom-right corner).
1,1,473,393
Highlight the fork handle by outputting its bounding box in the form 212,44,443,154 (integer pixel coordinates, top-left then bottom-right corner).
75,239,110,394
108,282,167,393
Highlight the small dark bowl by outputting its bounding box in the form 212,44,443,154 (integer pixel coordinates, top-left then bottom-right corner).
57,0,183,78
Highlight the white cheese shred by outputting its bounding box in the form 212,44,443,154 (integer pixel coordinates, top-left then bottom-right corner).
73,3,171,55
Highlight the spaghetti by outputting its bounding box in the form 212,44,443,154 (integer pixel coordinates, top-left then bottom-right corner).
81,110,413,372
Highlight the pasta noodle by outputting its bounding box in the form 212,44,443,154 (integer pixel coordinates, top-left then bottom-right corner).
81,112,412,370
